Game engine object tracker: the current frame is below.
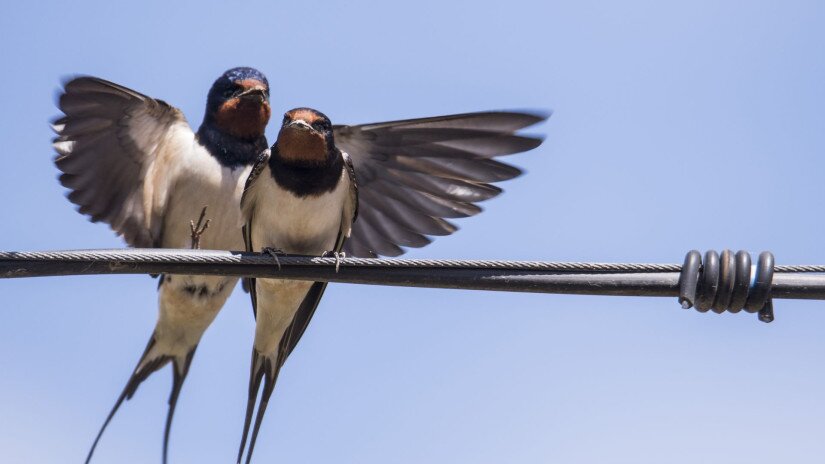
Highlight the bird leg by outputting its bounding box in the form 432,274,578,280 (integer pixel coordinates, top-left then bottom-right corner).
322,251,346,273
189,206,211,250
262,247,286,270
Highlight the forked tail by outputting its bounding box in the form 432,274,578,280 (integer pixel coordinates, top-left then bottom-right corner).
85,335,197,464
236,349,283,464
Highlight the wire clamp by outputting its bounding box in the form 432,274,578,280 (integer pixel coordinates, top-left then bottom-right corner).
678,250,775,322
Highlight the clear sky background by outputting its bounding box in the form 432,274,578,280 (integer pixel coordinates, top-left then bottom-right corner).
1,1,825,463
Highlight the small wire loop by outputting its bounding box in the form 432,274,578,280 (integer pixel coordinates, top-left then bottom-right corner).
746,251,775,319
712,249,735,313
695,250,719,312
678,250,702,309
728,251,752,313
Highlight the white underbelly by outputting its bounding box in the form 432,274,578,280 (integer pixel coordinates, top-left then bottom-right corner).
247,169,350,357
164,164,249,252
253,278,314,354
251,176,348,255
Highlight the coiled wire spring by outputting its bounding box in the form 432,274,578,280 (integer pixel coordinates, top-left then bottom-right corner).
678,250,775,323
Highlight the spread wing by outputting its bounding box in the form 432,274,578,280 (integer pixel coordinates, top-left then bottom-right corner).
53,76,196,248
333,111,548,257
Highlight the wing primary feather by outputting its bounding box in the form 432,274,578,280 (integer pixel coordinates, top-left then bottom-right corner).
350,215,406,257
436,134,544,158
369,179,472,219
334,110,548,133
384,168,501,203
53,75,188,249
333,110,547,258
358,207,431,248
359,188,457,236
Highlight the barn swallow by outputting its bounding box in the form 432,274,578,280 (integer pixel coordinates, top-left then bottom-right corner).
52,67,271,463
237,108,547,463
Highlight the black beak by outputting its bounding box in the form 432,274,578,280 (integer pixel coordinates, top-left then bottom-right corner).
285,120,313,132
238,88,267,101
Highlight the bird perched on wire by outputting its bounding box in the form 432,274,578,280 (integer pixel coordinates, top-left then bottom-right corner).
237,107,547,463
52,67,272,464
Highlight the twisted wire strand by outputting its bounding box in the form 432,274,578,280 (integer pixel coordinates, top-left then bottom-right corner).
0,249,823,273
0,249,681,272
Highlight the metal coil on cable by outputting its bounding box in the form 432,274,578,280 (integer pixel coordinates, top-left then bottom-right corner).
678,250,775,323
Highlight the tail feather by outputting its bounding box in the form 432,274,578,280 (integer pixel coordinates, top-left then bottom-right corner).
162,348,197,464
85,334,196,464
245,375,278,464
236,350,282,464
236,351,265,464
86,336,161,463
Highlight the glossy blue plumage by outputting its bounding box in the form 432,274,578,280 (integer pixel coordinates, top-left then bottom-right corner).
198,67,271,168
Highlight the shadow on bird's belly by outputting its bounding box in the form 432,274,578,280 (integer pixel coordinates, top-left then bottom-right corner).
162,275,233,300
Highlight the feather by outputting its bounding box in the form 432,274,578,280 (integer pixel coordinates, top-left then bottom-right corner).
335,111,548,257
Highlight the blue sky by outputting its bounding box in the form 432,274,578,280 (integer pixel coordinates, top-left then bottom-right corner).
2,0,825,462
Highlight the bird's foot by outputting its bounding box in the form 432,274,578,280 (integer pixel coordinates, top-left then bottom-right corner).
262,247,286,270
189,206,211,250
322,251,346,273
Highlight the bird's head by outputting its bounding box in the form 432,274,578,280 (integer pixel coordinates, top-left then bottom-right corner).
204,67,271,139
274,108,335,166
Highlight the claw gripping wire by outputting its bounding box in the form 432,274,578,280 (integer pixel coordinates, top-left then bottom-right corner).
678,250,775,323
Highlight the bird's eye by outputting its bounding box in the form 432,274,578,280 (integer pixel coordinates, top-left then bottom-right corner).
313,120,330,131
282,115,290,126
223,87,235,98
